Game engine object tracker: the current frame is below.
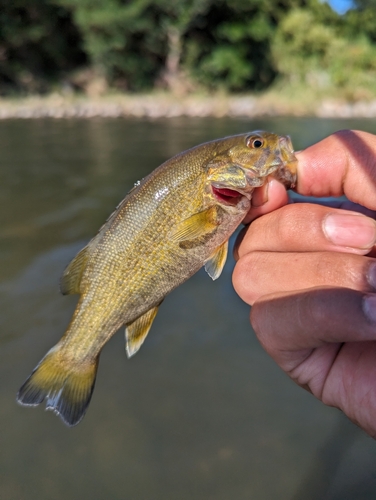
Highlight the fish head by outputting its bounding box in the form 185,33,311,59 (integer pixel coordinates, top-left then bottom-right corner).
206,131,297,207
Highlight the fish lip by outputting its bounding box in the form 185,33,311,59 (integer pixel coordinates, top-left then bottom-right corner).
277,136,298,187
279,135,294,153
278,135,298,164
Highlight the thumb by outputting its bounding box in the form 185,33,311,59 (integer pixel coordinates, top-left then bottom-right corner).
296,130,376,209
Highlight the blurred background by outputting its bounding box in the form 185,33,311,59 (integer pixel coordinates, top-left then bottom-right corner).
2,2,376,500
0,0,375,107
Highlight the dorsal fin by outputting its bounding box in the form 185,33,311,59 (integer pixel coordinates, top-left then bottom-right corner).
60,245,90,295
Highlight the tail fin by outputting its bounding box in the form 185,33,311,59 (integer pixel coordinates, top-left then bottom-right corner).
17,346,98,427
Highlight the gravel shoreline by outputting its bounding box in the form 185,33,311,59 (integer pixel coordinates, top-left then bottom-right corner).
0,93,376,119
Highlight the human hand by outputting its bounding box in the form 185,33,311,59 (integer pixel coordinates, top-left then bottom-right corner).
232,130,376,437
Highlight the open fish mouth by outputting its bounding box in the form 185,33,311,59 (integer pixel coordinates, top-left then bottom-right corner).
211,186,245,205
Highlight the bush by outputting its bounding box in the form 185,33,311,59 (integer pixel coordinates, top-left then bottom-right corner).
272,6,376,99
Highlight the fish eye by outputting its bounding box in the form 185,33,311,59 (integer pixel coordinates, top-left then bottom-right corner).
247,137,264,149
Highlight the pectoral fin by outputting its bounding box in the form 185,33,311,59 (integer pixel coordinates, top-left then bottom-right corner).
60,245,90,295
125,305,160,358
170,207,218,243
204,241,228,280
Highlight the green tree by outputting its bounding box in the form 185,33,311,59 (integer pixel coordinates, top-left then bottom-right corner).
183,0,311,92
58,0,310,93
57,0,164,90
343,0,376,44
1,0,375,97
353,0,376,8
0,0,85,94
58,0,215,92
152,0,212,92
272,2,376,99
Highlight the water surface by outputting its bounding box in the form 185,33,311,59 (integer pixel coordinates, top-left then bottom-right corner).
1,117,376,500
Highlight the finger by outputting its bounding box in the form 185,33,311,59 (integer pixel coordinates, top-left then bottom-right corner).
234,203,376,260
243,179,289,224
233,251,375,305
297,130,376,208
250,287,376,438
250,287,376,368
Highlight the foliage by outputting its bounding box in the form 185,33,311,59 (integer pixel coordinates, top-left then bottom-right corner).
271,3,376,99
0,0,376,97
184,2,272,91
55,0,161,90
0,0,85,94
329,36,376,100
272,8,336,85
343,1,376,44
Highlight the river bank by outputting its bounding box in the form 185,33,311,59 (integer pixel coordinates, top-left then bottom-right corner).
1,92,376,119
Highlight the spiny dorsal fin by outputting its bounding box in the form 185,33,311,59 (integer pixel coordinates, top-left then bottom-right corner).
60,245,90,295
204,241,228,280
169,207,218,243
125,305,160,358
17,345,98,427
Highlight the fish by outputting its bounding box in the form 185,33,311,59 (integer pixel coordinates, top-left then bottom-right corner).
17,131,297,426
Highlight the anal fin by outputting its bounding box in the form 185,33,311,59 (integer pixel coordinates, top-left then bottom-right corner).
125,305,160,358
204,241,228,280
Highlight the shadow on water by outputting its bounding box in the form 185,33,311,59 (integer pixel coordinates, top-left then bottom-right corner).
1,117,376,499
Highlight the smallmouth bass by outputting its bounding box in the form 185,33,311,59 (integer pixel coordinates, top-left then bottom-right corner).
17,131,297,426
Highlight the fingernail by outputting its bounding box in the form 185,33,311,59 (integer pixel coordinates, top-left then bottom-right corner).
363,294,376,323
323,213,376,249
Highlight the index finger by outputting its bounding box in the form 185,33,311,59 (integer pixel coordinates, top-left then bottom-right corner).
296,130,376,209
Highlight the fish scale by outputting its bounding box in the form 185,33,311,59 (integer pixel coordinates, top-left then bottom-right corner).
17,131,297,426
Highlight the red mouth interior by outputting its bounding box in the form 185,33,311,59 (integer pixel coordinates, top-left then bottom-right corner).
212,186,242,203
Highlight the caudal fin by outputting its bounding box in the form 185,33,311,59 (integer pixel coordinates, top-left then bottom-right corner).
17,346,98,427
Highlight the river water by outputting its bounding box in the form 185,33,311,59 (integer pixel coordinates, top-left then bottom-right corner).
1,116,376,500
